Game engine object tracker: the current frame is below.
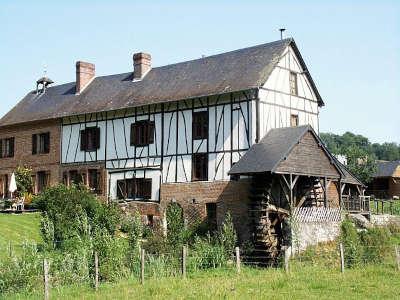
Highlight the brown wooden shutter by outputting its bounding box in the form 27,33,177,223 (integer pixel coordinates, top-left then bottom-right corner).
95,127,100,149
44,132,50,153
117,180,126,199
80,130,87,151
0,139,3,158
32,134,37,154
130,123,136,146
148,122,155,144
9,138,15,157
144,179,152,199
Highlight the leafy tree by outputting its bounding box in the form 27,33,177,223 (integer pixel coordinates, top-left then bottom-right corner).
15,166,33,195
345,146,377,184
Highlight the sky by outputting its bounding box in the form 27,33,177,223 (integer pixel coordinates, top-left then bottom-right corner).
0,0,399,143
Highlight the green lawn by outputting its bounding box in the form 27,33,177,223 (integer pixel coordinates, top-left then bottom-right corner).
6,264,400,300
0,212,42,260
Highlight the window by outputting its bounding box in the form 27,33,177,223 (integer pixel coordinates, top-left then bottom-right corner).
206,203,217,231
290,114,299,127
130,120,155,147
192,153,208,181
69,170,83,185
32,132,50,154
117,177,152,200
289,72,298,95
88,169,101,193
192,111,208,140
37,171,49,193
80,127,100,152
0,137,15,158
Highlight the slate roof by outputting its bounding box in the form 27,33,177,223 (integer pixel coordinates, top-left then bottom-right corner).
374,160,400,178
228,125,364,186
229,125,322,174
0,38,323,127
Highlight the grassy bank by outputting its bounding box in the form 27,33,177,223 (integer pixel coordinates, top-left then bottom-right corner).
0,213,42,260
6,264,400,300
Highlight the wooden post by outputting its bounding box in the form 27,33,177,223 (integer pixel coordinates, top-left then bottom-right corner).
43,259,50,300
284,247,289,273
140,248,145,285
235,247,241,274
390,201,393,215
395,246,400,272
182,245,187,278
94,251,99,291
339,243,345,273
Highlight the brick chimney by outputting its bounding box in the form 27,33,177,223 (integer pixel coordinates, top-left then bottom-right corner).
133,52,151,80
76,61,95,94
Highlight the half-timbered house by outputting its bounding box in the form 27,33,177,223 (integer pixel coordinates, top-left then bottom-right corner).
0,38,365,260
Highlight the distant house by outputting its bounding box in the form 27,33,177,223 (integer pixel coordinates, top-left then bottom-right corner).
369,161,400,199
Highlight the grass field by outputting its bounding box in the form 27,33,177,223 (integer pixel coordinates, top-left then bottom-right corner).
6,264,400,300
0,212,42,260
1,213,399,299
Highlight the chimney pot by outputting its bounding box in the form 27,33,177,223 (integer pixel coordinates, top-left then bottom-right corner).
133,52,151,80
76,61,95,94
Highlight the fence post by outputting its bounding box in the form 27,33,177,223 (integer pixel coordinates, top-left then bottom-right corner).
94,251,99,291
395,246,400,272
235,247,241,274
140,248,145,285
182,245,187,278
43,258,50,300
339,243,345,273
284,247,290,273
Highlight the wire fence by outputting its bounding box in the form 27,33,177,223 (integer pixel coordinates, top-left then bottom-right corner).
1,241,399,298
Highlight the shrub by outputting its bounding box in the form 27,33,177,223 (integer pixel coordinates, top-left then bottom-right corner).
340,218,362,267
189,234,227,270
34,184,121,248
218,213,237,257
166,202,185,247
15,166,33,195
360,227,391,264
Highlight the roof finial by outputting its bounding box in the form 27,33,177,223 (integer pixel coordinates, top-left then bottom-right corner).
279,28,286,40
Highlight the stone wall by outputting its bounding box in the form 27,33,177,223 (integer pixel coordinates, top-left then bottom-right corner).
370,214,400,227
292,220,341,252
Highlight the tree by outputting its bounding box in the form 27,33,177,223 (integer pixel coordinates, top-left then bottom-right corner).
345,146,377,184
15,166,33,195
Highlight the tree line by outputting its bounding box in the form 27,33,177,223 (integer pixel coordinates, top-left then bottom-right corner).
320,132,400,184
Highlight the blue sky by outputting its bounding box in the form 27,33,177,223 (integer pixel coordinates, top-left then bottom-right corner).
0,1,399,143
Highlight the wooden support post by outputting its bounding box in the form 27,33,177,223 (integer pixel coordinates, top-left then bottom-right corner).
324,177,328,208
395,246,400,272
284,247,290,273
140,248,145,285
390,201,393,215
94,251,99,291
235,247,241,274
182,245,187,278
339,243,345,273
43,259,50,300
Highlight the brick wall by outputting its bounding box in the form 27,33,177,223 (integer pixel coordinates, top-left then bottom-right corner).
0,119,61,194
119,179,252,242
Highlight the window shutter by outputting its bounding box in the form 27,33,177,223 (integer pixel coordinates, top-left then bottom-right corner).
44,133,50,153
9,138,15,157
80,130,87,151
148,122,155,144
0,139,3,158
130,124,136,146
144,179,152,199
96,170,102,194
32,134,37,154
117,180,126,199
95,127,100,149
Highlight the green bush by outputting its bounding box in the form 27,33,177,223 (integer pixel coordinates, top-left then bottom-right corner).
340,218,362,267
34,184,121,249
360,227,392,264
218,213,237,257
189,234,227,270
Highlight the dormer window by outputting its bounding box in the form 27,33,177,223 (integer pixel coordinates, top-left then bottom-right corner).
289,72,298,96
